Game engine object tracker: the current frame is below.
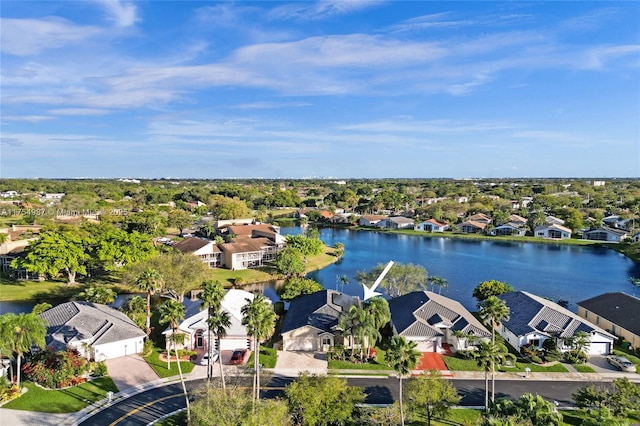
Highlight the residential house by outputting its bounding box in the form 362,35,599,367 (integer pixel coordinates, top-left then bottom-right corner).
534,223,572,239
376,216,415,229
414,219,449,232
358,215,388,227
491,222,527,236
0,191,19,198
328,213,356,224
281,290,360,352
0,225,42,280
577,292,640,349
468,213,492,224
388,291,491,353
40,192,65,200
173,237,222,268
459,220,488,234
162,289,256,353
497,291,615,355
220,236,281,270
40,302,146,360
508,214,528,226
583,227,628,242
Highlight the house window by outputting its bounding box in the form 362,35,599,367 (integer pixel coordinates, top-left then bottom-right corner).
596,316,600,325
530,339,540,347
322,337,332,346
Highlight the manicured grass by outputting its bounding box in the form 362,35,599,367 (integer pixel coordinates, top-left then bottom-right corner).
501,362,569,373
248,347,278,368
3,377,118,413
560,409,640,425
144,347,195,378
573,364,596,373
328,348,390,370
443,356,482,371
430,408,482,425
0,279,81,301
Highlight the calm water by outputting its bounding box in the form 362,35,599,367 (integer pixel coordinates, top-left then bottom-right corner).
2,228,639,313
284,227,640,311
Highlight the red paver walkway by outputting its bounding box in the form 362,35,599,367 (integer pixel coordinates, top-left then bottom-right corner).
416,352,448,371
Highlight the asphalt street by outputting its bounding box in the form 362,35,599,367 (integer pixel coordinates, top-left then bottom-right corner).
78,377,588,425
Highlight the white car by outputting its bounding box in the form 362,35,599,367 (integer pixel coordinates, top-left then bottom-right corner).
198,350,219,366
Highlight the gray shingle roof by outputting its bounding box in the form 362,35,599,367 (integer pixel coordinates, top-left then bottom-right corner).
499,291,610,339
388,291,490,339
577,292,640,336
281,290,360,335
40,302,145,350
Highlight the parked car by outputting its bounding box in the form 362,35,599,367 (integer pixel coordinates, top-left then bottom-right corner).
607,355,636,372
230,349,248,365
198,350,219,366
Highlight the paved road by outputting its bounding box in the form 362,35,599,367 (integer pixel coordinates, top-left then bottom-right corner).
77,377,588,425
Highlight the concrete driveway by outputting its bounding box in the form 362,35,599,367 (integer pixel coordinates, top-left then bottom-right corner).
588,355,621,373
274,351,327,376
105,354,159,391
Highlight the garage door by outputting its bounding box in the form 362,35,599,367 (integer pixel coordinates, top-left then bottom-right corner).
588,342,610,355
283,337,317,352
218,338,250,351
414,340,435,352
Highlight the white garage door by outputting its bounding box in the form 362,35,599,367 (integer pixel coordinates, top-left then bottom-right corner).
588,342,610,355
218,338,250,351
414,340,435,352
283,338,317,352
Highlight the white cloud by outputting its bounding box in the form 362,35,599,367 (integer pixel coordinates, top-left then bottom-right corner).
0,17,101,56
94,0,139,27
49,108,112,116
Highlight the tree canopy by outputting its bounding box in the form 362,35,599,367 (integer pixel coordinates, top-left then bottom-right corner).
356,262,428,298
473,280,515,304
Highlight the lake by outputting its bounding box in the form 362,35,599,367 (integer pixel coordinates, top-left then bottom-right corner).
2,228,638,314
283,227,640,311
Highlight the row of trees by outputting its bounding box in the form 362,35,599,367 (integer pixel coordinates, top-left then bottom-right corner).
12,223,156,284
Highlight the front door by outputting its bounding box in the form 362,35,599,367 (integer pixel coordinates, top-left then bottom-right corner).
196,331,204,348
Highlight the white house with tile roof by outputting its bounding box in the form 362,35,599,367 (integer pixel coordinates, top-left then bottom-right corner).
534,223,572,239
39,302,146,361
497,291,615,355
388,291,491,353
163,289,256,353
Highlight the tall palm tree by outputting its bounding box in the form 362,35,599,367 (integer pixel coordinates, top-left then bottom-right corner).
136,268,164,336
158,300,190,422
479,296,510,402
428,276,448,294
385,336,421,426
7,313,47,386
241,294,276,403
0,314,16,380
363,298,390,357
476,341,514,408
346,305,368,361
207,308,231,393
198,280,225,381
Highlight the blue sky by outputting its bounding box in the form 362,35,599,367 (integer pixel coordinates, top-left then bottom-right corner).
1,1,639,179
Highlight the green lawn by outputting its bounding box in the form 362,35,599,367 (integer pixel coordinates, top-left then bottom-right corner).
443,355,482,371
573,364,596,373
3,377,118,413
443,356,569,373
328,348,389,371
155,410,187,426
144,346,195,378
560,409,640,425
248,347,278,368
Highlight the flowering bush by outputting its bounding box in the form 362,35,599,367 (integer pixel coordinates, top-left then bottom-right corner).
22,348,90,389
0,376,20,403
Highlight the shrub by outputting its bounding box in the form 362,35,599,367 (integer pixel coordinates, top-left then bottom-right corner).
0,376,20,403
92,361,108,377
22,348,90,389
456,349,478,360
142,339,153,357
563,350,587,364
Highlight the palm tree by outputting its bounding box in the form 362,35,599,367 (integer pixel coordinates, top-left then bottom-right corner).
566,331,591,356
428,276,448,294
385,336,421,426
198,280,225,381
241,294,276,403
479,296,510,344
476,341,514,408
363,298,391,356
136,268,164,336
158,300,190,422
479,296,510,402
345,305,368,361
207,309,231,393
6,313,47,386
0,314,15,380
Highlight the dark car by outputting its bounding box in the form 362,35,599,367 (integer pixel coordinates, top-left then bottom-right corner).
230,349,248,365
